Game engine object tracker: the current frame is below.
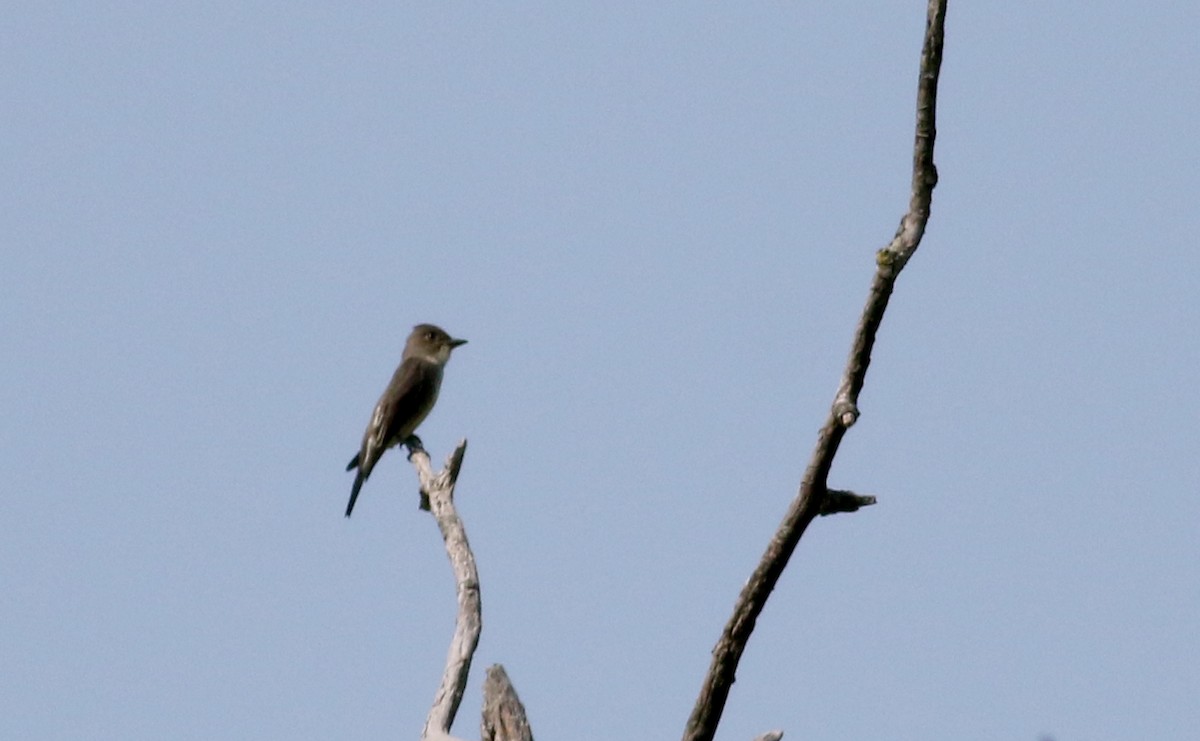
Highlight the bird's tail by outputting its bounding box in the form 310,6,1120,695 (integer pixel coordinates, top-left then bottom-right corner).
345,471,365,518
346,452,361,471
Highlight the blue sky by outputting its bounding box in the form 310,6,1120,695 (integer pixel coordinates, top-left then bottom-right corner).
3,3,1197,740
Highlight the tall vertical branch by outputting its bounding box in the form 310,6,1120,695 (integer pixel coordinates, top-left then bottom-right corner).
406,441,534,741
681,3,948,740
409,439,480,741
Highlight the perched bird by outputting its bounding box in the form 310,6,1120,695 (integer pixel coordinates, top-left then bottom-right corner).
345,324,467,517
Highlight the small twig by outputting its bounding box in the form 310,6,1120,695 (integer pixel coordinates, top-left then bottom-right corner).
481,665,535,741
681,3,947,741
411,439,480,741
820,489,877,516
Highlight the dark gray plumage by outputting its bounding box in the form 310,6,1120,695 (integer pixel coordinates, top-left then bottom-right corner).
345,324,466,517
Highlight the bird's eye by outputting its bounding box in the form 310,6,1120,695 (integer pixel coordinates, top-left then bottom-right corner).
425,331,435,341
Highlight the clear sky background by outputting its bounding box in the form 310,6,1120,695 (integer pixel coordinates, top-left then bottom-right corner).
3,3,1197,740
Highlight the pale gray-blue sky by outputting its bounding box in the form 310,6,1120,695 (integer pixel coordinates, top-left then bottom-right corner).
3,3,1197,740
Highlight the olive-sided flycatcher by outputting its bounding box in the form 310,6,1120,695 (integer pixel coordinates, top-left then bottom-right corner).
344,324,467,517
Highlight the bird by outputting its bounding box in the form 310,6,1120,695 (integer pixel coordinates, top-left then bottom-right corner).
344,323,467,517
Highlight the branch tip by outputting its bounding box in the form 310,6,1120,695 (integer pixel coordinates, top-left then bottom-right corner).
445,438,468,482
482,664,534,741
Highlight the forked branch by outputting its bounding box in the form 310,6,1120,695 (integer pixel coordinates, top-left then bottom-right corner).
409,439,479,741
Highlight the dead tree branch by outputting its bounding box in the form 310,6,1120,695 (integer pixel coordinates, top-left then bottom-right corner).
481,665,535,741
409,439,479,741
681,2,948,740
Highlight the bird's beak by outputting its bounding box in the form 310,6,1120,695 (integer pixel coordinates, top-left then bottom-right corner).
449,338,468,348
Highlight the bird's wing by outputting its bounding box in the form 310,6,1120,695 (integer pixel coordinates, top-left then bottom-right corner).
357,358,440,480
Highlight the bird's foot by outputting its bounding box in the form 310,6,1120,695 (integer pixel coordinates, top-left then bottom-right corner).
403,434,425,459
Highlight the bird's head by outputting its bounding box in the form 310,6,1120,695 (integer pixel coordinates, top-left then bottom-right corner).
406,323,468,365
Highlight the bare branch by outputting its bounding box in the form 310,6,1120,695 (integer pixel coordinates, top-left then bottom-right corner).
833,0,945,428
681,3,948,741
410,439,481,741
481,664,535,741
